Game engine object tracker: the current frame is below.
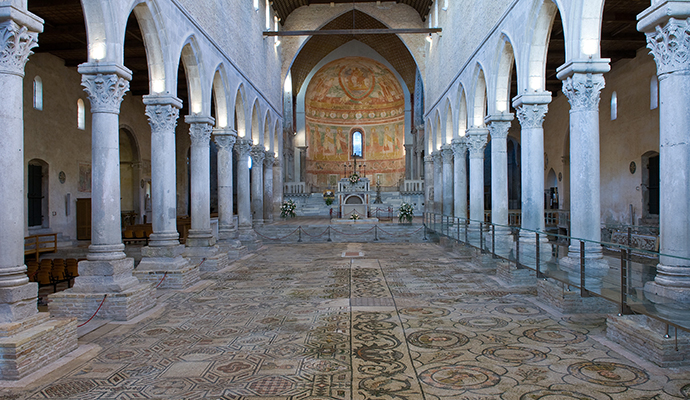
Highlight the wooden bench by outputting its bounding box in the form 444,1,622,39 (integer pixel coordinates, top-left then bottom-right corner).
24,233,57,260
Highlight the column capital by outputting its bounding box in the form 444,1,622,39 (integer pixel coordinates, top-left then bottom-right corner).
213,129,237,150
250,145,266,164
645,17,690,76
466,128,489,159
424,154,434,163
451,137,467,157
234,138,252,159
264,151,275,167
486,115,513,141
637,1,690,34
515,102,549,129
432,150,442,163
561,72,606,111
80,71,130,114
441,144,454,163
187,119,213,147
0,13,40,76
145,103,180,135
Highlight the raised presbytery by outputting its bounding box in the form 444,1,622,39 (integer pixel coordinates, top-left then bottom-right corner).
0,0,689,396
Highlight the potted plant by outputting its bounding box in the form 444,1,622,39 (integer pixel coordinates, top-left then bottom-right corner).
398,202,414,224
323,189,335,206
280,199,296,219
350,212,360,220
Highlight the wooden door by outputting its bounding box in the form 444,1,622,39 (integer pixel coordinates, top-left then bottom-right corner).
76,198,91,240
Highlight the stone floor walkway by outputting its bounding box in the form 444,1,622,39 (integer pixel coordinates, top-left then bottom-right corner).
2,242,689,399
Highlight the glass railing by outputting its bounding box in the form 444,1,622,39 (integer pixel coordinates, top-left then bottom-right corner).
423,212,690,334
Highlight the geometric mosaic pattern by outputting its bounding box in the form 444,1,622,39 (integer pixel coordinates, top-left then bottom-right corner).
2,242,689,399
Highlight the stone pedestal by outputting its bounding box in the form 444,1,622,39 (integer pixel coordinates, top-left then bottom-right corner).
451,138,467,220
607,314,689,367
496,261,536,287
134,245,199,289
537,279,616,314
466,128,489,229
441,145,453,216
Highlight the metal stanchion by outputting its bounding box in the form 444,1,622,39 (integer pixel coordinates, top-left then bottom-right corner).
374,225,379,241
298,226,302,242
535,232,542,278
580,240,589,297
456,218,460,241
619,247,631,315
491,224,496,258
516,231,521,269
479,222,484,254
327,226,332,242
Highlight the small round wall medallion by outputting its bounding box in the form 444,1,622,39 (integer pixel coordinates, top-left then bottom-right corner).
629,161,637,174
558,172,562,182
58,171,66,184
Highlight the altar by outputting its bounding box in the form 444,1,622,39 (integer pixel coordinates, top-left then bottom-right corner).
337,177,376,221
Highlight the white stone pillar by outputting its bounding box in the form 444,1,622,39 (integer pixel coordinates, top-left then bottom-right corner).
235,139,255,241
250,146,265,224
51,63,155,322
185,115,215,247
135,96,196,289
213,129,238,240
486,114,514,229
273,156,284,220
441,145,454,216
404,144,413,180
424,155,434,213
466,128,489,228
514,93,551,236
264,151,274,223
639,11,690,305
433,151,443,213
452,138,468,220
557,60,610,285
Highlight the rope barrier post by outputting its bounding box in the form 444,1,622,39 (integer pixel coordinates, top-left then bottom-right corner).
536,232,542,278
423,220,428,241
516,231,521,269
619,246,632,315
491,224,496,259
374,225,379,241
327,226,332,242
456,218,460,241
298,226,302,242
580,240,589,297
464,219,468,243
479,222,484,254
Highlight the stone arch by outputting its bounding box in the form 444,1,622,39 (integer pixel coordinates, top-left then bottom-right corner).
234,84,247,137
472,65,488,127
571,0,604,58
425,117,433,154
444,98,453,144
494,35,517,113
250,100,261,145
212,65,229,128
130,1,167,94
273,119,281,154
457,84,468,136
178,37,205,114
434,110,442,152
81,0,118,62
27,158,49,229
263,112,272,150
525,0,561,91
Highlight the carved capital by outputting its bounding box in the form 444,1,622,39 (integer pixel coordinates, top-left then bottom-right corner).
466,134,488,159
189,122,212,147
424,155,434,164
234,138,252,160
561,73,605,111
451,138,467,158
487,121,511,141
516,103,549,129
0,20,38,76
145,104,180,136
213,131,237,151
81,73,129,114
264,151,275,167
647,17,690,77
441,145,454,164
250,146,266,164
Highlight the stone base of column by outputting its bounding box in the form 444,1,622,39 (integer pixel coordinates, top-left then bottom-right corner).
606,314,690,367
0,313,77,380
517,233,554,267
496,261,537,286
238,227,262,251
184,244,228,272
134,245,200,290
0,282,39,323
217,238,246,262
537,279,616,314
186,230,216,247
643,281,690,320
485,226,514,255
48,258,155,322
558,252,610,291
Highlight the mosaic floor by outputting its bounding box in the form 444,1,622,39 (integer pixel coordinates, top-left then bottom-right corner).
3,242,690,399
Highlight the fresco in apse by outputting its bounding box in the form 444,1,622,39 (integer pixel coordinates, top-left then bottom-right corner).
305,57,406,188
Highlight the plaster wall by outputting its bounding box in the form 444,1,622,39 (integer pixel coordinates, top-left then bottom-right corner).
23,53,152,241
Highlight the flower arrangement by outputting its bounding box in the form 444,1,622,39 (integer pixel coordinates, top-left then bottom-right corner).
398,202,414,223
350,212,360,220
349,173,360,185
323,189,335,206
280,199,296,219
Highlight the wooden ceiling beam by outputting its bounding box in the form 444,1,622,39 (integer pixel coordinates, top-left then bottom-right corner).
264,27,441,36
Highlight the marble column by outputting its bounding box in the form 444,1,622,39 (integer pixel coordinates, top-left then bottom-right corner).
0,7,77,381
273,156,284,220
466,128,489,228
433,151,443,213
452,138,468,220
441,144,454,216
235,139,257,243
250,146,265,224
639,12,690,307
424,155,434,213
263,151,274,223
557,59,610,287
486,114,514,230
404,144,413,180
513,93,551,237
213,129,244,260
51,64,155,322
135,96,197,289
297,145,308,183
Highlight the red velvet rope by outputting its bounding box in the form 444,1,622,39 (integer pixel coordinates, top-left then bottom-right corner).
77,294,107,327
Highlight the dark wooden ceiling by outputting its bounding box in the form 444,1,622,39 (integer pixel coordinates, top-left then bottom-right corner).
27,0,649,103
271,0,434,24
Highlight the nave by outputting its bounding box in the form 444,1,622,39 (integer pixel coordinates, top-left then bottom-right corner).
2,243,689,399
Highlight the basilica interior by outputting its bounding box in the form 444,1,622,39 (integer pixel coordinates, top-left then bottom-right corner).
1,0,690,398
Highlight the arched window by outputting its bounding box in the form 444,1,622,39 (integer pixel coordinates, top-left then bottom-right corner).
352,130,363,157
650,76,658,110
253,0,259,11
33,76,42,110
443,0,449,10
610,91,618,121
77,98,85,130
